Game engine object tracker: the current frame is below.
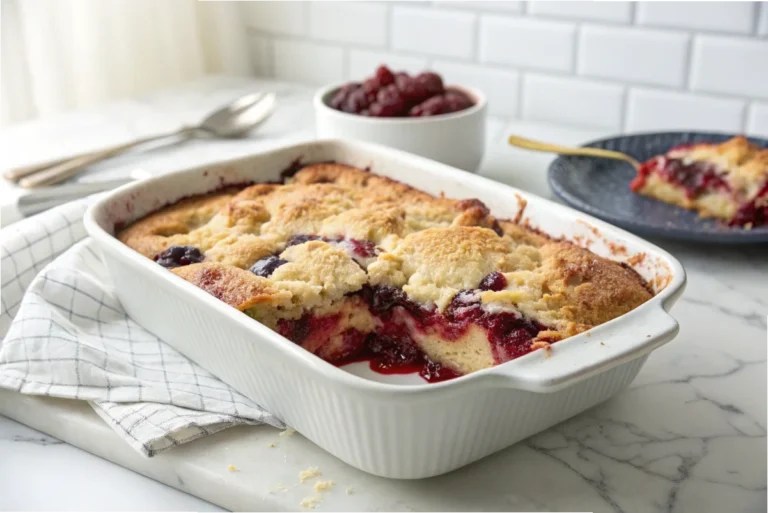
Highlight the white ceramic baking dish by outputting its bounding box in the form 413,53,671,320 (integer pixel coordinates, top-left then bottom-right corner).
84,139,686,479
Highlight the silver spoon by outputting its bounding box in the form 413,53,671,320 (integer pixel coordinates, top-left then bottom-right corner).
7,92,277,188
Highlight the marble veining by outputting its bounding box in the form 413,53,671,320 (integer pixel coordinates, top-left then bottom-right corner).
0,76,765,513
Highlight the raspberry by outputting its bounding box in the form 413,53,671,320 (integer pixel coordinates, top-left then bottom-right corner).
395,74,430,105
409,96,448,117
374,65,395,86
444,91,473,113
330,82,359,110
415,72,444,96
370,84,406,117
362,78,381,98
342,87,372,114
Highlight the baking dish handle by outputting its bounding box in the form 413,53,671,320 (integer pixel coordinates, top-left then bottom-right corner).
484,304,680,393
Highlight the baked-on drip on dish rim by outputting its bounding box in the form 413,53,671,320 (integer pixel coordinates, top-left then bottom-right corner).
631,136,768,228
118,163,654,382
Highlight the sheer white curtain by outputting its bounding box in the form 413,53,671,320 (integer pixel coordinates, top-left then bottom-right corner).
1,0,252,126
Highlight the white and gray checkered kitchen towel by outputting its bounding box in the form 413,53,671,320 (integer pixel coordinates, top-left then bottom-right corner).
0,198,285,456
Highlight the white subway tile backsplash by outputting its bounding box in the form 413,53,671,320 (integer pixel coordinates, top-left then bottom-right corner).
309,2,388,47
391,6,475,59
578,26,688,87
348,50,428,79
637,2,755,35
758,3,768,36
528,2,632,24
433,61,520,117
480,15,575,72
272,39,345,85
435,1,523,13
243,2,306,36
690,36,768,99
626,88,744,132
247,1,765,134
522,74,624,129
747,103,768,137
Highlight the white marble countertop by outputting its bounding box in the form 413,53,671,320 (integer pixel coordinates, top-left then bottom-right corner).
1,75,766,512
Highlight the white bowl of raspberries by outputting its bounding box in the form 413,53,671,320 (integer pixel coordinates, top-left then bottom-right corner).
314,65,487,171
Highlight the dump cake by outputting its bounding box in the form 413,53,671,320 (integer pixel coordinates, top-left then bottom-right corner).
630,136,768,227
118,164,653,382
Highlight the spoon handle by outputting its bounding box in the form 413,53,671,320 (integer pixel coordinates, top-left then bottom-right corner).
16,128,187,188
508,135,640,169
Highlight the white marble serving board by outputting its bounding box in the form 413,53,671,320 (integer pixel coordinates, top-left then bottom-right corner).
0,389,609,512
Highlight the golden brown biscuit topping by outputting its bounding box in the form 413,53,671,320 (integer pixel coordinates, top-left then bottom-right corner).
118,163,653,379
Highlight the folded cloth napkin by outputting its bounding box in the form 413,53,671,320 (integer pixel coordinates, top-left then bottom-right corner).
0,199,284,456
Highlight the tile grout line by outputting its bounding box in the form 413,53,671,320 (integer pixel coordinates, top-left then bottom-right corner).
751,2,761,35
472,12,481,63
516,71,525,121
741,102,752,133
682,32,694,91
620,86,630,133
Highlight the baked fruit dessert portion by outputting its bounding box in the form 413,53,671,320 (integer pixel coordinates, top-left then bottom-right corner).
118,164,653,382
630,136,768,228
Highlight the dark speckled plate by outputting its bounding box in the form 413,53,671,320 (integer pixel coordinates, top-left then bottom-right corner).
548,131,768,244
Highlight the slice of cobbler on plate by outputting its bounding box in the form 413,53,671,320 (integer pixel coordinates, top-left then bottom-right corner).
630,136,768,228
118,163,653,382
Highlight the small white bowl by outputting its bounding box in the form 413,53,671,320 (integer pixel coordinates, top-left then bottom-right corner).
314,83,487,171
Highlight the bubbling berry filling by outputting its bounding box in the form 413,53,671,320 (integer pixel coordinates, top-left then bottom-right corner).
156,235,551,383
273,271,552,383
631,156,730,199
729,181,768,227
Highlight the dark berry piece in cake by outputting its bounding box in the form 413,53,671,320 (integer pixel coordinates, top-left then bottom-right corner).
479,272,507,291
249,255,288,277
286,234,326,247
367,334,422,367
369,286,409,314
154,246,204,268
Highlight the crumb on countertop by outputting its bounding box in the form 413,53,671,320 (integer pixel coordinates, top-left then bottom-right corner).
585,332,591,338
314,480,334,493
227,464,238,472
299,466,322,483
267,443,276,448
345,487,354,495
280,427,297,437
300,496,321,509
647,334,651,338
600,341,605,346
